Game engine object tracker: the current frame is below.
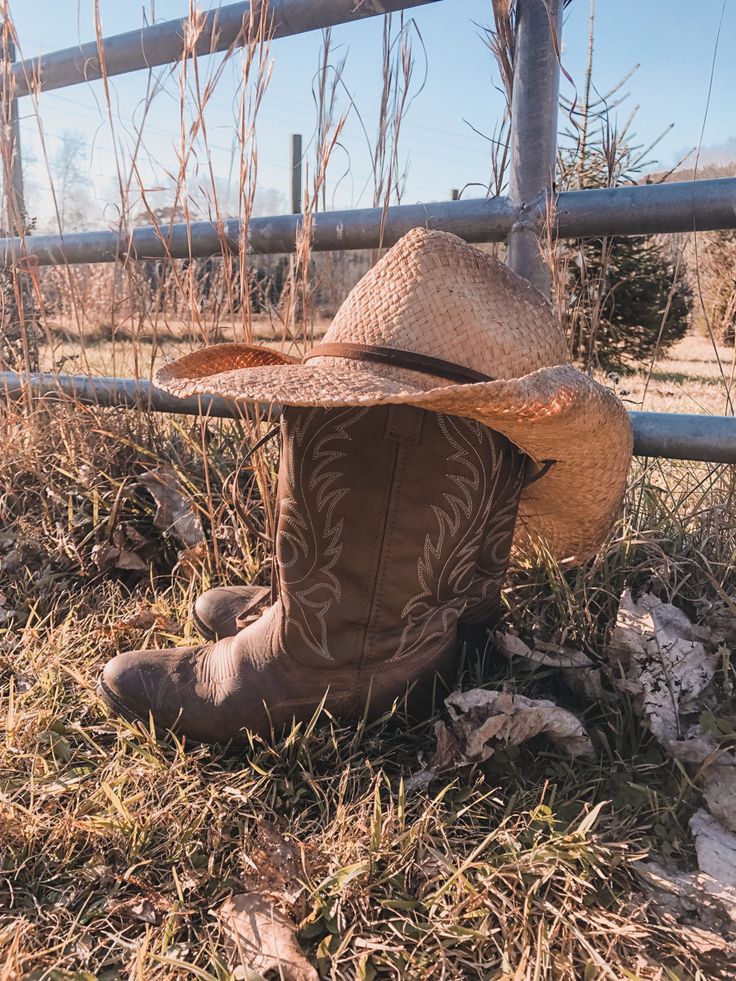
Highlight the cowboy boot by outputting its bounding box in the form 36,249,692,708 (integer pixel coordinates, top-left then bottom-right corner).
99,404,525,744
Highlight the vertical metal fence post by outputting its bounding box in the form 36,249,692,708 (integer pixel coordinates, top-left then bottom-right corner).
3,37,24,234
290,133,303,214
8,40,24,233
506,0,563,296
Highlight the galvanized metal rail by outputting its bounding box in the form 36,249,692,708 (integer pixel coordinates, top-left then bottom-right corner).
3,371,734,465
1,0,735,463
10,0,440,97
1,178,735,265
505,0,563,294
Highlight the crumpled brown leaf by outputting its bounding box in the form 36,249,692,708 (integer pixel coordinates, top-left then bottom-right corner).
690,809,736,888
223,816,310,908
108,894,170,925
138,465,204,548
495,631,609,701
110,607,177,634
433,689,594,767
218,892,318,981
607,590,720,762
175,541,209,580
91,541,147,573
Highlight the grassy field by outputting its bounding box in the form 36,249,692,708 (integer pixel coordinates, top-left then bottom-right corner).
2,323,735,979
617,334,736,415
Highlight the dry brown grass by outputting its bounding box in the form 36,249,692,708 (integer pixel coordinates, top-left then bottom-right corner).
37,311,333,377
1,382,735,979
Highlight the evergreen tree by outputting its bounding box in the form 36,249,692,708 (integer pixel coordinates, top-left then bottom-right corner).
565,231,693,370
552,1,694,371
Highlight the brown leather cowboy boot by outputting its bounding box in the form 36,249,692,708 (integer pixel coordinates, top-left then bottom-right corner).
99,404,525,743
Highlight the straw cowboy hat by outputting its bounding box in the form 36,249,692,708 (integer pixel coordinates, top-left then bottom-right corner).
156,228,632,563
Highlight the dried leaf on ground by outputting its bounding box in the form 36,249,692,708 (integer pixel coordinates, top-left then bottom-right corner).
138,465,204,548
403,768,437,794
225,816,309,907
703,765,736,834
690,809,736,888
107,894,170,925
110,607,178,634
176,541,210,579
697,597,736,646
495,631,609,701
0,548,21,573
432,689,594,767
607,590,720,762
636,861,736,955
218,892,318,981
91,542,147,573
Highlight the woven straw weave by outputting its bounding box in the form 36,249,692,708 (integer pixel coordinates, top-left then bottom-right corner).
156,228,633,563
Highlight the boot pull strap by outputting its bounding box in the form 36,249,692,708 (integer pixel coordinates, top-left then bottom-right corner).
303,342,495,386
524,457,556,487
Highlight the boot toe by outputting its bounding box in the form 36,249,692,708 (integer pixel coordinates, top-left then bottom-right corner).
98,648,194,732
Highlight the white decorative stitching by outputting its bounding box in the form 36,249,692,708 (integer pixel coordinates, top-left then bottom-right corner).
278,407,367,660
391,414,508,661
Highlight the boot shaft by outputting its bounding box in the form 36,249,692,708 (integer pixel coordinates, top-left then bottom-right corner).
274,405,525,668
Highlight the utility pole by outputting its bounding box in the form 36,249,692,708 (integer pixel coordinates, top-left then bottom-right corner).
290,133,302,214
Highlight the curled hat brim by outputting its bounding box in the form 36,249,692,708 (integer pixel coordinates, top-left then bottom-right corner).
155,343,633,564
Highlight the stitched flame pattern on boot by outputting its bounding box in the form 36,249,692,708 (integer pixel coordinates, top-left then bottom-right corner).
99,405,525,743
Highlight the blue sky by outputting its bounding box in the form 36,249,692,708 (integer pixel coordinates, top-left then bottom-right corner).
9,0,736,229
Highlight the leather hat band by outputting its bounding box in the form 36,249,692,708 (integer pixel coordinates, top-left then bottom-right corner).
302,342,494,386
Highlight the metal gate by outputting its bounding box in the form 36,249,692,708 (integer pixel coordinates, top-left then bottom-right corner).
1,0,735,464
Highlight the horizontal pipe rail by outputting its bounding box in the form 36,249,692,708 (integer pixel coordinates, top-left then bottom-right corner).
3,372,735,464
628,411,736,465
1,178,734,267
0,371,254,419
553,178,736,238
11,0,439,98
0,198,517,265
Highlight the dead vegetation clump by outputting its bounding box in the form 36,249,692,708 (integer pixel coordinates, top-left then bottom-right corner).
0,399,277,632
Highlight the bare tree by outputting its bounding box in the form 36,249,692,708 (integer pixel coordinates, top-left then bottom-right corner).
53,130,94,231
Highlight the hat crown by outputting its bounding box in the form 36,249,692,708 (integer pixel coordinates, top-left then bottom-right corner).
323,228,568,380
